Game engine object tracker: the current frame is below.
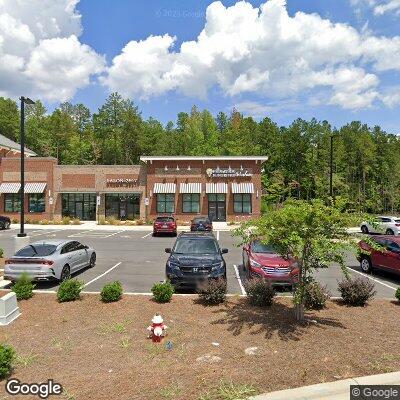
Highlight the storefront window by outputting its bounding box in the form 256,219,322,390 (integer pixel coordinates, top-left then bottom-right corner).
233,194,252,214
4,194,20,213
62,193,96,221
105,193,140,220
157,194,175,213
29,194,45,213
182,194,200,213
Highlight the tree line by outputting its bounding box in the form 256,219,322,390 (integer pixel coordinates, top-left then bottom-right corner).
0,93,399,214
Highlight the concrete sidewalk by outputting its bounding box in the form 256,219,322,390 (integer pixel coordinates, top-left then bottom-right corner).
250,371,400,400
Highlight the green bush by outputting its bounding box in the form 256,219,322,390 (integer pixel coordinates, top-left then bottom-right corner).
12,273,35,300
151,281,174,303
303,281,330,310
62,216,71,225
0,343,15,379
0,248,3,258
101,281,123,303
245,278,275,307
197,278,227,305
338,276,376,306
395,288,400,303
57,279,84,302
71,218,81,225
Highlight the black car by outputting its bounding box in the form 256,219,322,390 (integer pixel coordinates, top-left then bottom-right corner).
165,232,228,289
190,217,212,232
0,216,11,230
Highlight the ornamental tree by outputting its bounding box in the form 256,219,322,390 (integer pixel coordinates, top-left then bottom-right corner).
235,199,361,321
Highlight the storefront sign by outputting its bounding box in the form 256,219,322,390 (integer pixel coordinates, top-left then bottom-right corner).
49,197,53,205
106,178,138,187
206,167,252,178
144,197,149,206
96,195,101,206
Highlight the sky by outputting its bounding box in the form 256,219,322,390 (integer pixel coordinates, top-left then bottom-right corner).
0,0,400,132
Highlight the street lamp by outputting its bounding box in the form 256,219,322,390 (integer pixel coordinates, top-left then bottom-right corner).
17,96,35,238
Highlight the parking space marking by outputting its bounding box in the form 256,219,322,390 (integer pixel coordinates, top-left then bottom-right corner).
102,230,125,238
29,230,59,237
233,264,246,295
141,232,152,239
83,262,122,288
350,268,397,291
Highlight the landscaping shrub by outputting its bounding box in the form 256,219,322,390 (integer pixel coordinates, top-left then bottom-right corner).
62,216,71,225
39,219,49,225
245,278,275,307
101,281,123,303
0,248,3,258
72,218,81,225
395,288,400,303
151,281,174,303
338,276,376,306
12,273,35,300
11,218,19,224
303,281,330,310
57,279,84,302
136,219,144,226
0,343,15,379
197,278,227,305
106,217,120,225
98,216,106,225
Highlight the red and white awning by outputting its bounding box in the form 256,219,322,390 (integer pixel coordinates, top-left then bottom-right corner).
231,182,254,194
206,183,228,194
0,182,21,193
179,183,202,194
153,182,176,194
24,182,47,193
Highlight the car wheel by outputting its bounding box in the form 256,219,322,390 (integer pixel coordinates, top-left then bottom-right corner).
5,221,10,229
0,222,4,230
361,225,369,234
89,253,96,268
386,229,395,235
152,231,157,237
60,265,71,282
360,256,372,273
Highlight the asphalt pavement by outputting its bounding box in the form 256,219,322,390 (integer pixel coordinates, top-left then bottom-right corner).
0,227,399,297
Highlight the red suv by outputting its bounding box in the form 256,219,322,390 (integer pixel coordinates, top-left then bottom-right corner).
153,216,177,237
358,236,400,274
242,240,299,288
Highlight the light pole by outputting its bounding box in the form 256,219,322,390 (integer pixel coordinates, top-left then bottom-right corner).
17,96,35,238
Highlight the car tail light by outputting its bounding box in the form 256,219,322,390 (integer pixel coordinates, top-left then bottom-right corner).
396,224,400,227
5,259,54,266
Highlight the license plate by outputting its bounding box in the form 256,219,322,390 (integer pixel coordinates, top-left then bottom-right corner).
162,224,167,228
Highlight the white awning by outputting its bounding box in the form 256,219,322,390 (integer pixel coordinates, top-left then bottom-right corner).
206,183,228,194
179,183,202,194
0,182,21,193
25,182,47,194
231,182,254,194
153,182,176,194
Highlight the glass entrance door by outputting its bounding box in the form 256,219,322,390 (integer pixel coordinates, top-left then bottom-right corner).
75,202,83,220
208,194,226,222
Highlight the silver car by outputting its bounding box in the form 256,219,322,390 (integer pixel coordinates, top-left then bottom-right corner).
4,239,96,282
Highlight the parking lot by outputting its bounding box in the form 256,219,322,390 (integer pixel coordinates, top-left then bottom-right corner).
0,227,399,297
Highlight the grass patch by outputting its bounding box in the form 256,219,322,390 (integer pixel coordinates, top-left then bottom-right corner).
14,352,38,368
119,338,132,349
146,343,166,359
159,383,182,399
198,380,259,400
98,320,131,335
51,337,73,353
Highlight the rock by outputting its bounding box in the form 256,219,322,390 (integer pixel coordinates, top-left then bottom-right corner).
212,342,220,347
245,347,258,355
196,355,221,363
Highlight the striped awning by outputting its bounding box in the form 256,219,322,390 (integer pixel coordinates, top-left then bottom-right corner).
231,182,254,194
0,182,21,193
153,182,176,194
25,182,47,193
179,183,202,194
206,183,228,194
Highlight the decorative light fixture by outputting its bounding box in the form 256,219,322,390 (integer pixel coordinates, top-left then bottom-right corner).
176,165,179,171
164,165,168,171
187,165,191,171
256,190,259,198
240,165,243,171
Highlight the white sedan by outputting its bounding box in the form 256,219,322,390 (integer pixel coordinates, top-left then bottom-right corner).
4,239,96,282
360,216,400,236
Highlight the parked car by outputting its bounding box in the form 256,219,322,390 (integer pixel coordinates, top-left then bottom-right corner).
358,236,400,273
4,239,96,282
165,231,228,289
0,215,11,230
242,239,299,288
360,216,400,235
190,217,212,232
153,216,177,236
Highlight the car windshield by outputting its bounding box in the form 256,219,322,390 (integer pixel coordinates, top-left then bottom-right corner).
395,219,400,223
174,238,218,254
15,244,57,257
156,217,174,222
194,218,210,224
251,240,276,254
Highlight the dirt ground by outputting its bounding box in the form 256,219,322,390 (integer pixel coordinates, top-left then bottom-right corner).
1,292,400,400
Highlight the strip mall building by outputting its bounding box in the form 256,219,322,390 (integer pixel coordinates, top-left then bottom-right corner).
0,135,267,223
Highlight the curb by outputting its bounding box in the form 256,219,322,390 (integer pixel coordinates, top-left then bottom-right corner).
250,371,400,400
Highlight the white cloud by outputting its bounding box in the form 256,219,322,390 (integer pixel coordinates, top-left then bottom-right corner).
0,0,104,101
234,99,299,117
350,0,400,16
104,0,400,110
380,87,400,107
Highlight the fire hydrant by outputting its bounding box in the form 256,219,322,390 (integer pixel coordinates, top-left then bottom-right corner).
147,314,168,343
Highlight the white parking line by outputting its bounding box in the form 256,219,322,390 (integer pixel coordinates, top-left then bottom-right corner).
67,230,94,237
29,230,59,237
141,232,152,239
216,230,220,241
350,268,397,291
83,262,122,288
233,264,246,295
103,230,125,238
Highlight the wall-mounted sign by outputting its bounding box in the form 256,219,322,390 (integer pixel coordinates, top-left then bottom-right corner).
106,178,138,187
97,195,101,206
206,167,252,178
144,197,149,206
49,197,53,205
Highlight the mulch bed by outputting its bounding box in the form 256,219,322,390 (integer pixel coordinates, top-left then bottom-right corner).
1,293,400,400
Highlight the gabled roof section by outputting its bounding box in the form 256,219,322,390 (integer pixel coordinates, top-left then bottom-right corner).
0,133,36,156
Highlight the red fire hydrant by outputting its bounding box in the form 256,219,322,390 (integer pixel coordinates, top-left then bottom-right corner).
147,314,168,343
